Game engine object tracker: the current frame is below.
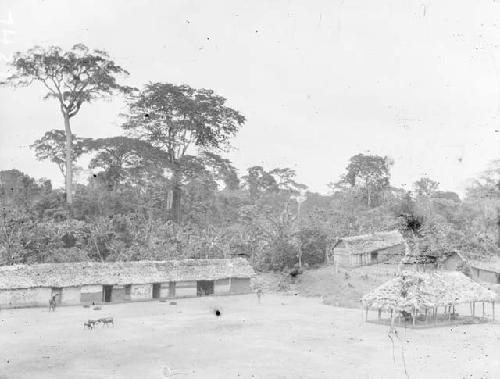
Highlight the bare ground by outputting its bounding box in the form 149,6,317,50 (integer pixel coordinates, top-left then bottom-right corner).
0,293,499,379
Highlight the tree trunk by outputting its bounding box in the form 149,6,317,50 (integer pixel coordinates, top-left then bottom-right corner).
63,113,73,205
166,168,182,223
366,184,371,208
497,209,500,248
170,183,182,223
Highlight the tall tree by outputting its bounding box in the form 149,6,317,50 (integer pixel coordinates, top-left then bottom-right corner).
2,44,132,204
85,136,166,189
269,168,307,194
31,129,88,181
413,177,439,197
340,153,393,207
242,166,279,198
122,82,245,222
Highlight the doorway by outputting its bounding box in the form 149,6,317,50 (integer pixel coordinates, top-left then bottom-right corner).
152,283,161,299
197,280,214,296
370,251,378,263
102,285,113,303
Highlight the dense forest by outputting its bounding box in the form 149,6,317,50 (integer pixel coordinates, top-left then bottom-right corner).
1,44,500,271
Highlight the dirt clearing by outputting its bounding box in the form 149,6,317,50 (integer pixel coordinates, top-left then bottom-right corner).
0,294,499,378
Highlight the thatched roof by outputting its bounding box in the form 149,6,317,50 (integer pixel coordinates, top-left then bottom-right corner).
335,230,405,255
469,256,500,273
362,271,495,312
438,251,466,263
0,259,255,290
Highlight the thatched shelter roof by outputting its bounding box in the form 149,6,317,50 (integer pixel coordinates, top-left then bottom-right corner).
362,271,495,312
335,230,405,255
401,254,438,265
0,259,255,290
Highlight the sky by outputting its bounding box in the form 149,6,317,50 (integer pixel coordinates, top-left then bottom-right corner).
1,0,500,196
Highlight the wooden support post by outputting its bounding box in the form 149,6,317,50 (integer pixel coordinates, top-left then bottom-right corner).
434,307,438,325
483,302,485,318
365,307,368,321
473,302,476,319
412,308,416,327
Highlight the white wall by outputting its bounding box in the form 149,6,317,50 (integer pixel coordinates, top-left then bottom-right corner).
130,284,152,300
214,279,230,295
61,287,81,305
0,287,52,308
159,282,171,298
81,285,102,293
176,281,197,297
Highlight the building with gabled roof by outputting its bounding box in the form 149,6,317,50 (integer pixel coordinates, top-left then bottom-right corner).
332,230,407,267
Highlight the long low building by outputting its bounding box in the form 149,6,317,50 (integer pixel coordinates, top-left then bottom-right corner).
0,258,255,309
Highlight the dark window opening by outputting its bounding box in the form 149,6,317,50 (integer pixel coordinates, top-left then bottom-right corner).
197,280,214,296
371,251,378,262
102,285,113,303
124,285,131,296
152,283,161,299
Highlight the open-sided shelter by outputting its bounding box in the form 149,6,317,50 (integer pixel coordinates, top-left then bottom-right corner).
361,270,496,326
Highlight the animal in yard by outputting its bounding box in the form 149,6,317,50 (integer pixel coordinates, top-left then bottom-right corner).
84,320,97,330
48,295,57,312
400,310,412,321
210,305,222,317
97,317,114,327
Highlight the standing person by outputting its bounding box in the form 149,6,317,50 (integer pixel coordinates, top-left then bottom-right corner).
256,288,263,304
49,295,57,312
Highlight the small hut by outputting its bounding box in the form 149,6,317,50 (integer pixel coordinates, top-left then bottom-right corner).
361,271,496,327
438,251,467,271
332,230,407,267
469,257,500,284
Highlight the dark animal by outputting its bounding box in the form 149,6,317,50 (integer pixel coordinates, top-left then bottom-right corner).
290,267,302,278
97,317,114,327
400,310,412,321
84,320,97,330
215,310,221,317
